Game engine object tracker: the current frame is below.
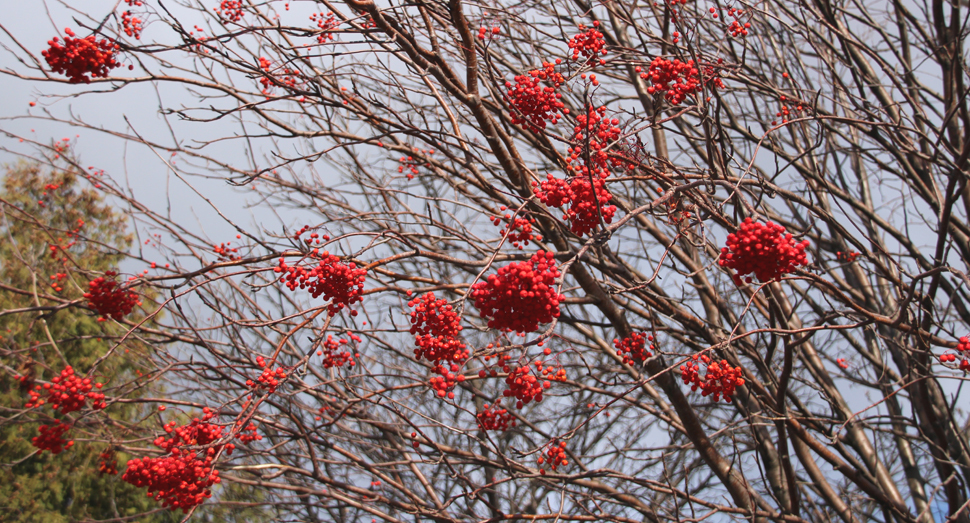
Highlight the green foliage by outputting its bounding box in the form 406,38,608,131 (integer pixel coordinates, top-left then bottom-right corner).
0,161,177,523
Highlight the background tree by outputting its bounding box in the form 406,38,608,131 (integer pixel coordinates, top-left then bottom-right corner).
2,0,970,522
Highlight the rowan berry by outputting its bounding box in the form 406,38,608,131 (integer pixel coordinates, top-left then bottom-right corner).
32,422,74,454
25,365,106,414
537,440,568,473
506,62,567,130
477,401,516,431
641,56,724,105
568,21,607,64
718,218,810,285
42,29,121,84
275,253,366,316
409,292,468,364
470,251,563,333
680,354,744,402
85,271,141,321
613,332,654,365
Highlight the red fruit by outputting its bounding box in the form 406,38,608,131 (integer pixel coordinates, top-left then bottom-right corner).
42,30,121,84
470,251,562,333
718,218,810,285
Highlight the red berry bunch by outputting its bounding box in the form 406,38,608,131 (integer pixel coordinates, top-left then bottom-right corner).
492,207,541,249
470,251,563,333
537,440,568,473
213,241,240,261
49,272,67,292
121,10,143,39
836,358,849,369
235,422,262,444
718,218,810,285
32,422,74,454
99,448,119,475
318,334,357,368
310,12,339,44
122,451,223,513
534,175,573,207
640,57,724,105
502,363,546,408
85,271,141,321
430,362,465,399
569,106,624,175
726,8,751,37
42,29,121,84
941,336,970,368
408,292,468,364
154,411,230,454
275,253,366,316
534,174,615,237
258,57,302,95
836,251,860,263
568,21,607,64
477,26,501,40
25,365,106,414
770,95,812,125
613,332,654,365
506,60,568,130
247,357,287,393
477,402,516,431
680,354,745,403
215,0,244,22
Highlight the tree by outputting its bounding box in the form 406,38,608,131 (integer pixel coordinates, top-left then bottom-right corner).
1,0,970,521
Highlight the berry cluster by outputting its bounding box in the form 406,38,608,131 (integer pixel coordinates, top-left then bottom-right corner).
49,272,67,293
613,332,654,365
470,251,563,333
836,251,860,263
941,337,970,370
506,61,568,130
318,334,357,368
214,241,241,262
477,26,501,40
537,440,568,473
121,10,143,39
836,358,849,369
42,29,121,84
248,366,287,393
154,416,228,454
235,422,262,444
85,271,141,321
408,292,468,364
123,451,222,512
680,354,745,403
770,95,812,125
32,422,74,454
430,362,465,399
477,402,516,431
396,148,434,180
99,448,118,475
215,0,244,22
533,173,616,237
492,208,541,249
25,365,105,414
639,57,725,105
276,253,366,316
502,364,547,408
258,56,302,95
310,12,338,44
568,21,607,64
718,218,810,285
726,8,750,37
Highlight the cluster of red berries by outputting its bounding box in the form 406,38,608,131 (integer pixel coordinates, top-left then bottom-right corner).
613,332,654,365
318,334,357,368
940,337,970,369
213,241,240,261
49,272,67,293
310,12,338,44
32,422,74,454
408,292,468,364
396,148,434,180
99,448,118,475
42,29,122,84
258,57,302,95
680,354,745,403
639,57,724,105
293,225,331,245
492,209,541,249
502,364,550,408
121,10,143,39
249,366,287,393
726,8,751,37
718,218,810,285
275,253,366,316
533,173,616,237
215,0,244,22
430,362,465,399
25,365,105,413
836,251,861,263
506,60,568,130
470,251,563,333
836,358,849,369
85,271,141,321
478,26,501,40
477,402,516,431
569,106,624,175
235,421,262,444
537,440,568,473
124,409,234,512
568,21,607,64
